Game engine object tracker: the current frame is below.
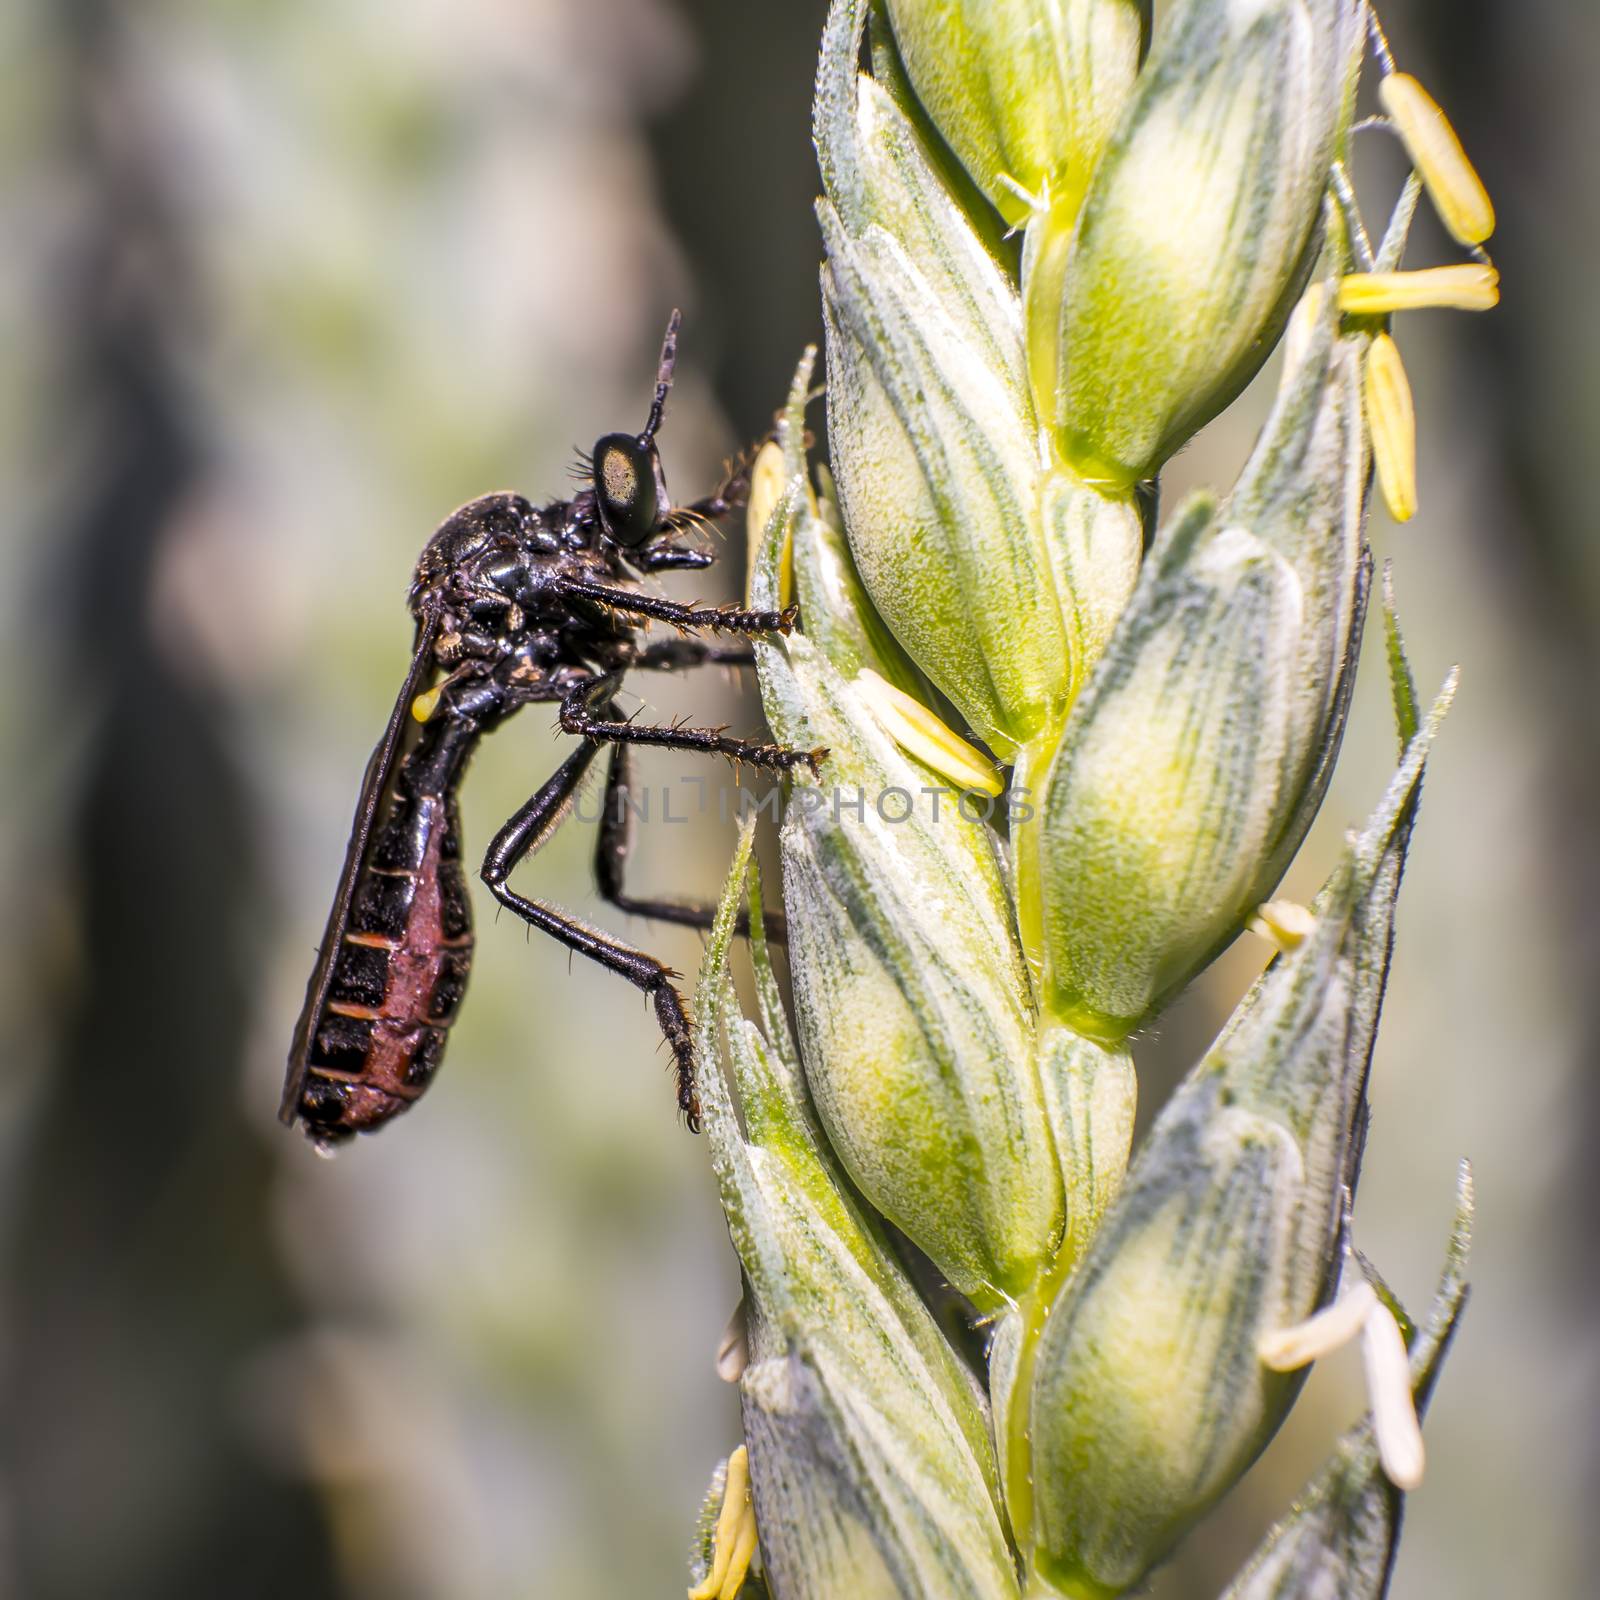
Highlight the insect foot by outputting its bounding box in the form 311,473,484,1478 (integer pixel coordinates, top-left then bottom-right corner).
650,979,700,1132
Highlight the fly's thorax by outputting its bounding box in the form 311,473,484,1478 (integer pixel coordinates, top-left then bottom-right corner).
411,493,616,640
410,491,537,601
504,544,642,660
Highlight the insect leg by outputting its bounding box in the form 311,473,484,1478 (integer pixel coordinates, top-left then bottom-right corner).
638,442,767,572
554,578,797,639
480,739,702,1126
674,449,756,523
594,743,787,942
560,673,824,775
633,636,757,672
635,544,715,573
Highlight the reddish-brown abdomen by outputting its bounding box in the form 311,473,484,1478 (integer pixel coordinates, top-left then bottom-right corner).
297,791,473,1141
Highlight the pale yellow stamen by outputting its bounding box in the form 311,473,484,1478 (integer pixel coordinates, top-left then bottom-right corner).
744,442,785,551
1361,1301,1426,1491
1338,265,1499,315
744,440,796,611
1258,1282,1377,1370
410,685,443,724
854,669,1004,797
721,1506,759,1599
1248,899,1318,955
1365,333,1418,524
689,1445,758,1600
1379,73,1496,248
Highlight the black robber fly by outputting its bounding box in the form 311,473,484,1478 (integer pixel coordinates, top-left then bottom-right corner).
282,313,819,1149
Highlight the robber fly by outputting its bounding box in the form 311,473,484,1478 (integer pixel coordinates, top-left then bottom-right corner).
282,313,819,1149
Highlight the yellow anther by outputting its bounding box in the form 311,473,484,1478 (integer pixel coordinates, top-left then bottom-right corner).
854,669,1004,798
689,1446,757,1600
1364,333,1418,524
1247,898,1318,954
1337,265,1499,315
1362,1301,1426,1491
745,441,785,548
1257,1281,1425,1489
1258,1282,1377,1370
744,440,795,611
721,1504,759,1600
410,685,443,724
1379,73,1495,247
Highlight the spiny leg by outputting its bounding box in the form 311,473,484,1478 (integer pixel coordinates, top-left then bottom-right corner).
608,638,782,936
640,445,766,572
675,445,758,524
479,738,701,1127
554,578,797,639
561,672,824,775
634,636,758,673
595,743,787,943
651,436,765,541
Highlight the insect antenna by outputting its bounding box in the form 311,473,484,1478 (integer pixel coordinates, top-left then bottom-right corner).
641,307,682,446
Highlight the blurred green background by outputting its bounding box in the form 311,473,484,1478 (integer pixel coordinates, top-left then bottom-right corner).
0,1,1592,1596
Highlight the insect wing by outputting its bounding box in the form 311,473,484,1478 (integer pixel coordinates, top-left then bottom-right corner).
280,608,441,1124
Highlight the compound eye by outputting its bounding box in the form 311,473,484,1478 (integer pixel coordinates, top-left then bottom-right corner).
592,433,661,547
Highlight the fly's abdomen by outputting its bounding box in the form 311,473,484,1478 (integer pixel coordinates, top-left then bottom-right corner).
296,791,474,1142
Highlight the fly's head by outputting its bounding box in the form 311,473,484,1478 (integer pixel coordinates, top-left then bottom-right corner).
583,310,731,577
407,313,734,642
584,429,717,576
